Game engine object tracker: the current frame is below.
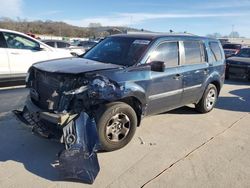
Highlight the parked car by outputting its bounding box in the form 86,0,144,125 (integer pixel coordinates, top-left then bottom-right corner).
42,39,85,56
77,40,98,51
0,29,73,85
223,43,242,58
225,47,250,80
16,34,225,151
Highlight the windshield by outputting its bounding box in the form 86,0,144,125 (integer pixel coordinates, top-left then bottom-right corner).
236,48,250,58
83,37,152,66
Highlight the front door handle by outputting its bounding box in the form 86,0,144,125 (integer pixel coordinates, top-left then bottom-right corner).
173,74,182,80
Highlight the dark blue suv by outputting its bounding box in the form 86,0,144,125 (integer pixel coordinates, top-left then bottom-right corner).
19,34,225,151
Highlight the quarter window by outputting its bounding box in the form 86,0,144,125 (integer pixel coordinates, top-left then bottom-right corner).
148,42,179,67
3,32,39,50
183,41,205,65
209,42,223,61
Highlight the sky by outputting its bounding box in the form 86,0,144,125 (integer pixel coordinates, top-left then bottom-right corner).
0,0,250,37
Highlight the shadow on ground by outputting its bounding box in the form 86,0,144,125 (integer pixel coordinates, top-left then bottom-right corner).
216,88,250,112
0,113,63,181
165,87,250,115
224,80,250,86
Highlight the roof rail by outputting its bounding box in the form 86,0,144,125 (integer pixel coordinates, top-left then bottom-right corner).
126,31,196,36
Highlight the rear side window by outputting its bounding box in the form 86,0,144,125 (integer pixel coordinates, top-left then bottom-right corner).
46,41,55,47
148,42,179,67
183,41,205,65
209,42,223,61
57,42,70,48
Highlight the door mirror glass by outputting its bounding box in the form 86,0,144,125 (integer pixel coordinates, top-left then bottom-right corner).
150,61,165,72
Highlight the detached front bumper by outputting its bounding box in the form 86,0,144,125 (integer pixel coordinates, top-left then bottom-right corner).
13,96,77,140
25,96,76,125
13,96,100,184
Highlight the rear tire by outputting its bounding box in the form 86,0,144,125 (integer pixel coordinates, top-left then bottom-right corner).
95,102,137,151
195,84,218,113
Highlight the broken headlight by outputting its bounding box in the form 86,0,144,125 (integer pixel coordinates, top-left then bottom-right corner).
64,85,88,95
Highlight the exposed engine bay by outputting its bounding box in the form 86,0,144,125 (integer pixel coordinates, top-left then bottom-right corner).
13,67,127,184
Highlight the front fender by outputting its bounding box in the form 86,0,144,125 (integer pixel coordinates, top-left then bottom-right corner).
121,82,147,109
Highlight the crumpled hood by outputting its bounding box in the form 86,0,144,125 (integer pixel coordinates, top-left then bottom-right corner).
227,56,250,65
32,58,123,74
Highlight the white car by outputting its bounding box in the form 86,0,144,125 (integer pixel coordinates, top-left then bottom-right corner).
0,29,73,84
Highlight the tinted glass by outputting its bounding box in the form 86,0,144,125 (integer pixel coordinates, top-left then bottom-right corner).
236,48,250,58
0,32,7,48
183,41,204,65
84,37,151,66
148,42,179,67
57,42,70,48
210,42,223,61
45,41,55,47
3,32,39,50
223,44,241,50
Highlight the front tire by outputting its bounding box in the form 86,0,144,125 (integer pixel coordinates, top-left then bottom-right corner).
95,102,137,151
195,84,218,113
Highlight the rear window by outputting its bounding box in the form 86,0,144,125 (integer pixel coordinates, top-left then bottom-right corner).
183,41,205,65
209,42,223,61
223,44,241,50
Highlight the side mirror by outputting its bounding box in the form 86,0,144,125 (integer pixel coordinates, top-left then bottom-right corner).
150,61,165,72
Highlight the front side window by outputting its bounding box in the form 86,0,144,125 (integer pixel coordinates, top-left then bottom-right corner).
84,37,151,66
209,42,223,61
147,42,179,67
183,41,205,65
3,32,39,50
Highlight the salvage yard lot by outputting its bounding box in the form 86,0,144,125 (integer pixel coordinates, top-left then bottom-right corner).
0,80,250,188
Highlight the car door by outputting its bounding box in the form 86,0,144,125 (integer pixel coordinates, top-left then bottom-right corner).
3,32,49,76
0,32,11,80
146,41,183,115
179,40,209,104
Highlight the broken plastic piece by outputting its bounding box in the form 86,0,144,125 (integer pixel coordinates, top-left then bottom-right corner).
58,112,100,184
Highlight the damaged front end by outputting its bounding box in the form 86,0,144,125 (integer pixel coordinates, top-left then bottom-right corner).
14,68,125,184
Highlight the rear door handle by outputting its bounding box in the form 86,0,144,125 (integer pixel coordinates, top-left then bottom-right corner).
173,74,182,80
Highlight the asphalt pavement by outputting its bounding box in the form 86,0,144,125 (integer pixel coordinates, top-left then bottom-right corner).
0,80,249,188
